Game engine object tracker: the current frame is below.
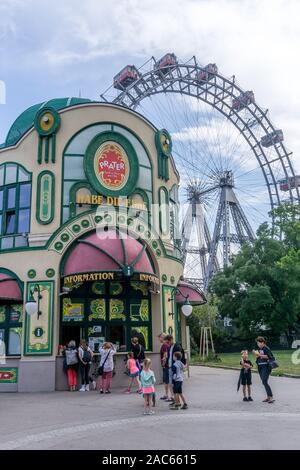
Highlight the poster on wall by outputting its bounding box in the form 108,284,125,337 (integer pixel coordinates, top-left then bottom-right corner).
24,281,54,355
0,367,18,383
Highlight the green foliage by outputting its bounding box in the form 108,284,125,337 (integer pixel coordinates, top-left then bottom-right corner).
209,203,300,342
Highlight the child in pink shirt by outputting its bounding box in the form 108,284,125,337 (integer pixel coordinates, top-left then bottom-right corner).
125,352,142,394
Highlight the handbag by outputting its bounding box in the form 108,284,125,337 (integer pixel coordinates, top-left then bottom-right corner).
98,350,111,376
268,359,279,369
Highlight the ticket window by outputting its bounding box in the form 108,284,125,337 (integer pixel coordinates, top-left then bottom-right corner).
61,325,84,348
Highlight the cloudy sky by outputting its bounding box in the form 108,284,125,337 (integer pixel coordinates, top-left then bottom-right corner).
0,0,299,175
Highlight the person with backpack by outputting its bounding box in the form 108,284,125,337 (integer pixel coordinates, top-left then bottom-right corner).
78,339,93,392
131,337,145,369
63,340,78,392
253,336,276,403
164,334,186,404
98,342,116,394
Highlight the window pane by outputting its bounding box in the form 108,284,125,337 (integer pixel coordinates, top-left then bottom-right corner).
5,165,17,184
108,324,126,351
109,299,125,321
62,299,84,322
0,328,5,341
1,236,14,249
130,299,149,322
9,304,23,323
18,167,30,182
64,157,85,180
131,326,149,350
0,306,6,323
88,299,106,321
62,207,69,223
18,209,30,233
7,187,16,209
14,235,28,247
19,184,31,208
8,328,21,355
0,166,4,186
0,190,3,211
0,214,2,234
5,213,16,234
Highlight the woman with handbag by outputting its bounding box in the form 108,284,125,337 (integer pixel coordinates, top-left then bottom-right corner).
98,342,116,394
253,336,277,404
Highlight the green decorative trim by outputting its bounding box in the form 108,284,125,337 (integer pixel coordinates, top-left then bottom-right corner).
155,129,172,181
72,224,81,233
170,275,175,284
27,269,36,279
162,274,167,282
81,219,90,228
36,171,55,225
0,367,18,384
61,233,70,242
54,242,64,251
158,186,170,236
84,131,139,196
152,240,158,249
34,108,60,165
156,249,162,256
24,280,54,355
46,268,55,278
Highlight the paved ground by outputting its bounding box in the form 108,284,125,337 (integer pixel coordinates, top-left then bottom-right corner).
1,366,300,450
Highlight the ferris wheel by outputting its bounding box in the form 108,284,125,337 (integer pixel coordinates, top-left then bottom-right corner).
101,53,300,290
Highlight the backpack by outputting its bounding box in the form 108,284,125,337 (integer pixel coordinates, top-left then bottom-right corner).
65,348,78,366
82,349,92,363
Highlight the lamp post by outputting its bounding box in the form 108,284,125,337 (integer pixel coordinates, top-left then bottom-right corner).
25,284,42,320
168,287,193,318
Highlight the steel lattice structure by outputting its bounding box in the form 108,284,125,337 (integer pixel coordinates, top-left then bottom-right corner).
101,55,300,289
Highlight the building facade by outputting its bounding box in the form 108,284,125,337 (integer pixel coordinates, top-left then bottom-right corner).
0,99,204,391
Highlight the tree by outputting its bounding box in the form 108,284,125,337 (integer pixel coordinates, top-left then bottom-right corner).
209,203,300,343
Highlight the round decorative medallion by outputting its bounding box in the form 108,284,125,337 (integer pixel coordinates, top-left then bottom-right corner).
60,233,70,242
34,107,60,136
54,242,63,251
72,224,81,233
46,269,55,278
155,129,172,157
170,275,175,284
84,132,139,196
81,219,90,228
27,269,36,279
162,274,167,282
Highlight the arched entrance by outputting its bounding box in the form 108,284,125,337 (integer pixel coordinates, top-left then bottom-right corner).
59,229,159,352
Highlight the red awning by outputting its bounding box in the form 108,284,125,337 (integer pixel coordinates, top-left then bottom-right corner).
64,230,155,277
0,273,22,301
176,281,206,305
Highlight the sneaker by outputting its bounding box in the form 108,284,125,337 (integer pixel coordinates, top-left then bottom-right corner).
248,397,253,402
169,405,180,410
243,397,248,402
149,410,155,414
160,395,168,400
85,385,90,392
137,389,143,394
181,403,188,410
105,390,111,394
143,411,149,415
99,389,104,394
124,389,131,394
92,380,97,390
166,398,174,402
79,386,85,392
268,399,275,404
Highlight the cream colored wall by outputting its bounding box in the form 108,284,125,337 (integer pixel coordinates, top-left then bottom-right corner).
0,103,180,243
0,102,183,358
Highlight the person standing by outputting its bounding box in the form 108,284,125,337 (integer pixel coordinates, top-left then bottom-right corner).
78,339,93,392
64,340,78,391
164,335,185,404
169,351,188,410
125,352,142,394
131,336,145,369
238,350,253,402
158,333,170,401
253,336,275,403
140,358,156,415
99,342,116,394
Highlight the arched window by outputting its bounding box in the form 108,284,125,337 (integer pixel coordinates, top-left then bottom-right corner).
159,187,170,236
0,163,32,250
170,184,180,243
